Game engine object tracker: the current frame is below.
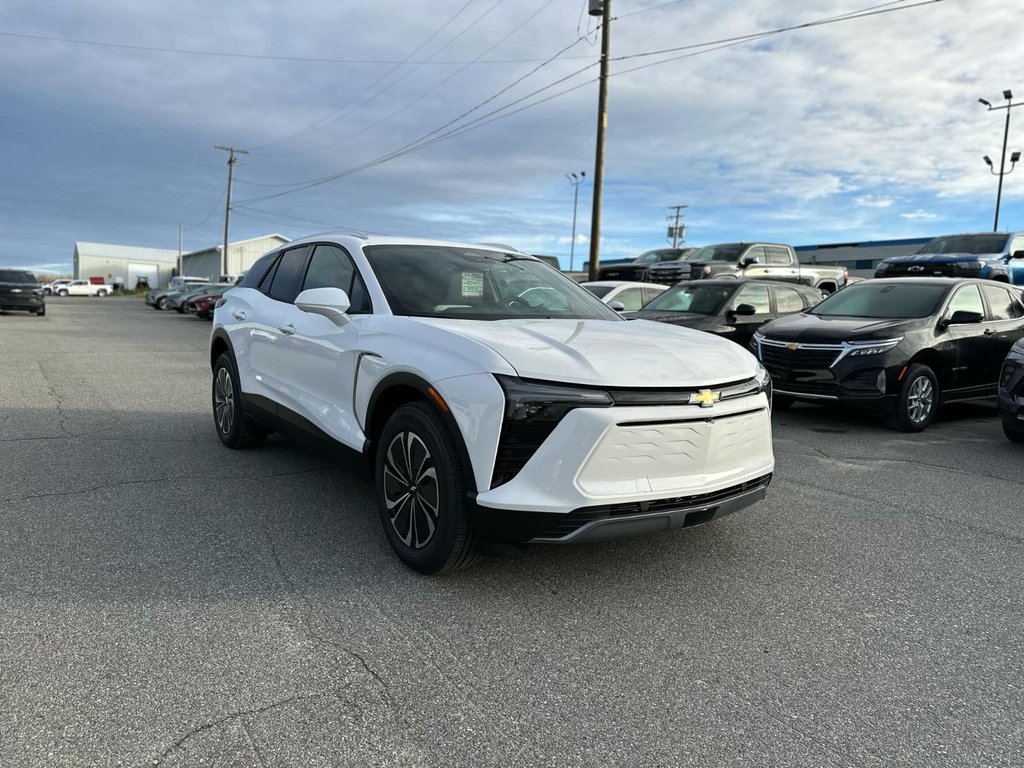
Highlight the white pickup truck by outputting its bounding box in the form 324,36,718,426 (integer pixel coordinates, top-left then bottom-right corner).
57,280,113,297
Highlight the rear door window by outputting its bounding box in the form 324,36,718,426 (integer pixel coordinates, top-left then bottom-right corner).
240,253,279,289
743,246,767,265
267,246,312,303
982,284,1024,320
731,284,771,314
773,286,805,313
765,246,791,266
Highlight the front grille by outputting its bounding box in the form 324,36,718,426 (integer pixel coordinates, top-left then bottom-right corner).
598,266,648,281
881,264,967,277
760,345,840,370
647,265,692,284
535,474,773,539
773,378,837,396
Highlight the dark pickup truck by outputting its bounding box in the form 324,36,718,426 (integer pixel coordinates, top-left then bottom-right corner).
649,242,848,293
0,269,45,316
597,247,695,282
874,232,1024,284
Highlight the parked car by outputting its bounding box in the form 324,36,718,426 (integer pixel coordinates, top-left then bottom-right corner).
626,279,822,348
185,286,232,318
686,242,848,294
169,275,210,291
58,280,112,297
211,235,774,573
874,232,1024,284
42,279,71,296
644,248,704,285
752,278,1024,431
597,248,694,282
998,338,1024,443
580,281,667,311
0,269,45,316
171,284,223,313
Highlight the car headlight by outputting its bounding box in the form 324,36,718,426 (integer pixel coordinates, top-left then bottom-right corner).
755,363,772,404
845,337,903,357
496,376,613,422
956,261,984,270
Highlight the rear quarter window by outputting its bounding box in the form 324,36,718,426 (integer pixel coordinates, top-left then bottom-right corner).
239,253,280,289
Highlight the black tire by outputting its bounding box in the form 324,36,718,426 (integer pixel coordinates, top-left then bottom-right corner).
772,395,794,411
1003,421,1024,443
35,306,45,317
212,353,267,449
885,363,938,432
375,402,479,575
157,297,171,311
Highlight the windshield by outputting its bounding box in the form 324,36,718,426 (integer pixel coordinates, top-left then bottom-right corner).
642,284,734,314
810,282,948,319
634,249,680,264
582,284,613,299
916,235,1009,255
0,270,36,284
364,246,621,321
688,244,745,263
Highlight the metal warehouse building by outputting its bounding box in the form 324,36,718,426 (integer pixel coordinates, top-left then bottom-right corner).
796,237,931,276
73,242,180,289
182,234,290,281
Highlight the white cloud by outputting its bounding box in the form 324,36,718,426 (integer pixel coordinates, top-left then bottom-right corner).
901,210,939,221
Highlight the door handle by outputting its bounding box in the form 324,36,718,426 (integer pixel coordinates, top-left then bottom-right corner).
983,328,996,336
232,310,247,321
278,324,296,336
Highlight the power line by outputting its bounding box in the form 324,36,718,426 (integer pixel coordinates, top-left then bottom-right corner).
0,28,595,65
250,0,483,151
613,0,688,21
254,0,557,160
235,0,942,204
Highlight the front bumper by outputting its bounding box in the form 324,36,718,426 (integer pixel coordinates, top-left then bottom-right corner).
473,394,774,531
473,473,771,543
998,356,1024,427
0,295,44,311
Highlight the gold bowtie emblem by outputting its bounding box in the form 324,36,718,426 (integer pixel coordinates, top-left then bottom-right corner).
690,389,721,408
786,342,801,351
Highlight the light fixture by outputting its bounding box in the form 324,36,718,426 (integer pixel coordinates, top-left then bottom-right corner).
1004,89,1014,100
1013,151,1022,163
979,98,992,107
984,155,993,166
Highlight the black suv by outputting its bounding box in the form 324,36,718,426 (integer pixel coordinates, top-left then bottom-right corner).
752,278,1024,431
597,248,692,282
998,339,1024,442
0,270,45,316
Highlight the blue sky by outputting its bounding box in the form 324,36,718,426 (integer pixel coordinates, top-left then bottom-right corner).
0,0,1021,274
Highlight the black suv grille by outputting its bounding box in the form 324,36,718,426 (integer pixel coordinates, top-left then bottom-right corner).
881,263,965,277
647,264,692,284
760,345,839,370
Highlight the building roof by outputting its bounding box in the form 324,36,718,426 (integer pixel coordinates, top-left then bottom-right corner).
184,233,290,257
74,241,179,263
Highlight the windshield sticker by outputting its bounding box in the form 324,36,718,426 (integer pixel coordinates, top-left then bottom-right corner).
461,272,484,297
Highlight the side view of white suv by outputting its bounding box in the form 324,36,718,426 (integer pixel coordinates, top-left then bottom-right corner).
210,233,774,573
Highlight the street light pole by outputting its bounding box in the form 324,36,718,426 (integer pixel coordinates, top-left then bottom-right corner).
587,0,612,282
566,172,586,272
979,90,1022,232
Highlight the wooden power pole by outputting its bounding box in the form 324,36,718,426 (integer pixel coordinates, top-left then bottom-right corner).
215,145,248,277
586,0,612,282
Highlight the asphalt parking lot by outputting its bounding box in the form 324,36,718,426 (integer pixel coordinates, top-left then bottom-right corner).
1,297,1022,767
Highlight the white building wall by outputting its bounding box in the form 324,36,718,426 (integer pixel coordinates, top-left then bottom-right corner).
73,243,178,287
182,235,289,281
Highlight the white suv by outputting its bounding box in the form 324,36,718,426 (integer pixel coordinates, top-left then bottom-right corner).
210,234,774,573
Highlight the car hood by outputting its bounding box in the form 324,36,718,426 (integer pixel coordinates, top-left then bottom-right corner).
885,252,998,264
415,317,758,387
758,313,920,342
627,310,715,327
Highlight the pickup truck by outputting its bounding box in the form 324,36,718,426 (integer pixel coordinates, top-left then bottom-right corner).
597,247,696,282
874,232,1024,284
676,242,848,294
0,269,45,315
57,280,113,297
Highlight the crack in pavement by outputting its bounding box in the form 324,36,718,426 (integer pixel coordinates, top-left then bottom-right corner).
36,360,77,438
145,686,349,767
0,466,333,505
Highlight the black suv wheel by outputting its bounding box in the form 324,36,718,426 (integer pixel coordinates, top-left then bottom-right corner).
375,402,478,575
886,364,938,432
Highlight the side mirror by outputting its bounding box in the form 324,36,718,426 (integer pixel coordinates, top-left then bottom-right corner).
731,303,757,316
1012,250,1024,259
295,287,351,325
608,300,626,312
740,256,759,268
942,309,984,328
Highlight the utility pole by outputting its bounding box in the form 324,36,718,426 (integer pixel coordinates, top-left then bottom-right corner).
215,145,248,276
177,223,183,278
566,171,586,272
587,0,612,282
979,91,1023,232
667,204,688,248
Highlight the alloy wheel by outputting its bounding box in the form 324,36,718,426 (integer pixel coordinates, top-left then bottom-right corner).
383,431,440,550
907,376,934,424
214,367,234,435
